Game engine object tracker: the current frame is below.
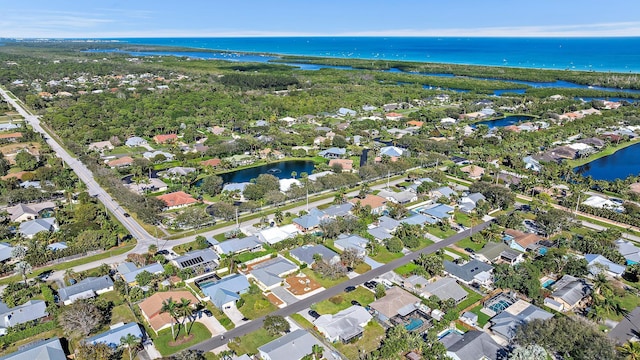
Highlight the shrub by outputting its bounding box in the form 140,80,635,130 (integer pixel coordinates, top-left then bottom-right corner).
329,295,343,305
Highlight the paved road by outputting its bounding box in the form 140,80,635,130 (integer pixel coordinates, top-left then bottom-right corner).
190,219,493,352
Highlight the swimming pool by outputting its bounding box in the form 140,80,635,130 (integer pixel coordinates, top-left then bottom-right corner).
405,318,424,331
487,299,511,313
542,279,556,288
437,328,464,339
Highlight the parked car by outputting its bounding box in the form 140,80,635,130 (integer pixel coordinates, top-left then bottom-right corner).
344,285,357,293
308,310,320,319
464,248,475,254
202,309,213,317
364,281,378,289
351,300,362,307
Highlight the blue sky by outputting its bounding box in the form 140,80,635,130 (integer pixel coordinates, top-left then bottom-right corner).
2,0,640,38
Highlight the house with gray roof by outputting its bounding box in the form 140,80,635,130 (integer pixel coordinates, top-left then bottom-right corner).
18,218,58,239
200,274,250,309
458,192,486,213
0,300,48,334
337,108,356,117
163,167,196,177
377,189,417,204
616,239,640,265
609,306,640,344
322,203,353,218
7,201,55,222
334,234,369,257
489,300,553,341
523,156,542,172
432,186,457,199
58,276,114,305
0,337,66,360
379,146,406,158
117,262,164,285
258,329,338,360
46,242,67,251
401,213,436,226
421,204,455,222
367,226,394,241
143,150,174,161
421,277,468,304
0,243,14,263
440,330,505,360
213,235,262,256
444,260,494,286
172,248,219,271
125,136,147,147
546,275,591,312
475,242,523,265
292,208,326,232
248,256,298,290
584,254,625,277
314,305,372,343
86,322,143,348
290,244,339,266
318,147,346,159
222,182,250,193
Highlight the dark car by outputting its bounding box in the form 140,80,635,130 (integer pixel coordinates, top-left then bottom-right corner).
345,285,357,293
155,250,170,256
364,281,378,289
464,248,475,254
123,213,131,218
202,309,213,317
351,300,362,306
308,310,320,319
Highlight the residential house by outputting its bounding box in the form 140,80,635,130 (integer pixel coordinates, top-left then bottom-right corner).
307,171,332,182
172,248,219,272
117,262,165,285
153,134,177,144
0,300,48,334
475,242,523,265
290,244,339,265
523,156,542,172
127,178,168,194
125,136,147,147
0,243,13,263
47,242,67,251
256,224,300,246
459,165,485,180
440,117,457,125
349,194,388,215
88,140,114,152
322,203,353,218
143,150,174,161
377,189,417,205
503,229,542,253
225,154,254,166
6,201,55,222
420,277,468,304
200,158,222,168
609,306,640,344
458,193,486,213
328,159,353,172
247,256,297,290
489,300,553,341
584,254,626,277
0,337,66,360
545,275,592,312
212,235,263,256
379,146,405,158
258,329,338,360
431,186,457,199
440,330,505,360
362,104,377,111
292,208,326,233
337,108,356,117
156,191,198,210
58,276,114,305
279,116,298,126
200,274,250,309
582,195,620,211
334,234,369,257
279,178,301,192
138,290,199,332
615,239,640,265
107,156,134,168
209,126,226,135
401,213,437,226
314,305,372,343
0,123,20,132
444,260,494,286
18,218,58,239
421,204,455,222
385,112,404,121
318,147,346,159
0,132,23,142
369,287,421,322
86,322,143,348
164,167,196,177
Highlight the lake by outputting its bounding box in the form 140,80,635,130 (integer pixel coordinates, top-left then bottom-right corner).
573,143,640,181
216,160,316,184
473,115,536,129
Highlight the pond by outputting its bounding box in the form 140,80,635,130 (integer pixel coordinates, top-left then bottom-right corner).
573,142,640,181
216,160,316,184
473,115,536,129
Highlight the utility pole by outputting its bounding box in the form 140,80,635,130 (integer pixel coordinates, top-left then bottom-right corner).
387,170,390,189
235,207,239,230
306,187,309,212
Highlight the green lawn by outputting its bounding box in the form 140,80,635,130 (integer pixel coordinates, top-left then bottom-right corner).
302,268,349,288
418,237,435,249
312,287,375,315
154,322,211,356
236,249,275,263
228,328,278,355
608,292,640,321
370,247,404,263
238,292,278,320
469,305,492,327
353,262,371,274
290,313,314,329
445,247,471,261
456,286,483,311
395,262,420,276
110,304,137,324
427,226,457,239
456,237,487,252
454,212,472,227
335,322,385,360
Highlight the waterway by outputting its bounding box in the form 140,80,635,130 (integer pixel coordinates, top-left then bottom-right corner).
473,115,536,129
573,142,640,181
216,160,316,184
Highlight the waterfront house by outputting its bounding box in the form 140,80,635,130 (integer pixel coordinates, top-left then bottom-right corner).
200,158,222,168
318,147,346,159
328,158,353,172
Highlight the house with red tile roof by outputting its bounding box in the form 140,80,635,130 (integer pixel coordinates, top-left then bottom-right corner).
0,132,23,142
139,290,199,332
156,191,198,210
200,158,222,168
328,159,354,172
406,120,424,127
153,134,178,144
385,112,404,121
107,156,134,168
349,194,387,215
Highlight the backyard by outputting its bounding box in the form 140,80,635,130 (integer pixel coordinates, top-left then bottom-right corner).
227,328,278,356
335,322,385,360
311,287,375,315
302,268,349,289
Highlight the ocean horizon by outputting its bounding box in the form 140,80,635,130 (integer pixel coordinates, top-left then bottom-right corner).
106,36,640,73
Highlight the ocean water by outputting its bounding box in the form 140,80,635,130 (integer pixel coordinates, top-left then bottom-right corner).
113,37,640,73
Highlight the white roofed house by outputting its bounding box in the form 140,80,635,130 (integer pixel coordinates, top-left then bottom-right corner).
0,300,48,335
18,218,58,239
6,201,55,223
314,305,372,343
116,262,165,286
259,329,339,360
256,224,300,246
58,276,114,305
125,136,147,147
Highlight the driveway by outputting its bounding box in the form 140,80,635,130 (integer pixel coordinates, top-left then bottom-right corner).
196,313,226,336
223,303,249,326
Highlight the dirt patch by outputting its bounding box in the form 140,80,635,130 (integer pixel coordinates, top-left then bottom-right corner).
266,293,284,306
168,334,194,347
285,273,322,295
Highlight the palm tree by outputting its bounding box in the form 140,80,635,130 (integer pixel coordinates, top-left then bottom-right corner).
160,298,179,340
618,341,640,360
274,209,283,225
311,344,324,360
177,298,194,335
14,261,32,286
120,334,141,360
